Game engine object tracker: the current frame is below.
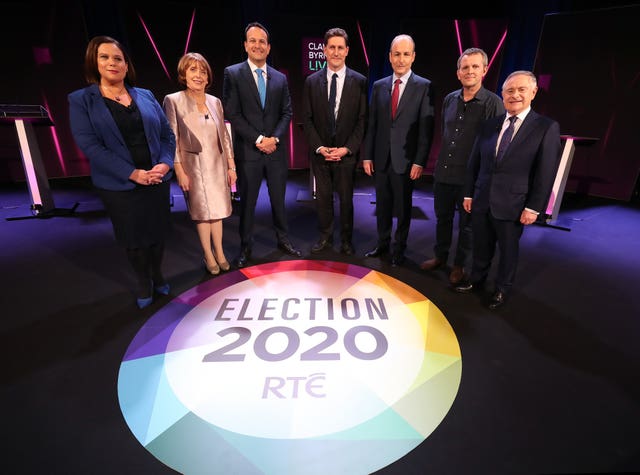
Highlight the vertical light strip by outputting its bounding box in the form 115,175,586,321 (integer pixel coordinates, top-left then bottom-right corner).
454,20,463,55
356,20,369,67
487,28,508,73
137,12,172,80
184,9,196,55
289,121,295,167
470,20,480,49
15,120,42,205
42,96,67,175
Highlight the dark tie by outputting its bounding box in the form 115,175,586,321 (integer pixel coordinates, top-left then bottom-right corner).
328,72,338,135
496,116,517,161
256,68,266,108
391,78,401,119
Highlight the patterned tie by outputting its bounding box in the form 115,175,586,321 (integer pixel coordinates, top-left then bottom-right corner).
496,116,517,161
255,68,266,108
328,72,338,135
391,78,401,119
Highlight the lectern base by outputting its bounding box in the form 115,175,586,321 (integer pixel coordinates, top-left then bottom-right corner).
534,216,573,232
6,202,80,221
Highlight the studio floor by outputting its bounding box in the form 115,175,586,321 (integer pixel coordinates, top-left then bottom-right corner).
1,169,639,474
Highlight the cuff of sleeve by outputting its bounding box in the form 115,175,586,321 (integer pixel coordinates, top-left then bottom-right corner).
256,135,264,144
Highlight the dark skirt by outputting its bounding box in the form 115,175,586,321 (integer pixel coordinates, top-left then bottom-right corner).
97,181,171,248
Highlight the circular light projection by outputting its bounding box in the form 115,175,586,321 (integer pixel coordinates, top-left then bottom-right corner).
118,260,461,474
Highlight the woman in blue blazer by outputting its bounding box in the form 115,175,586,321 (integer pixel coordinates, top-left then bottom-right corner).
68,36,175,308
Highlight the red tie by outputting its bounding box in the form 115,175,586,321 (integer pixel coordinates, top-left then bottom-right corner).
391,78,401,119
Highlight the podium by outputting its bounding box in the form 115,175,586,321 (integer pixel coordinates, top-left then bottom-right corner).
1,104,78,220
540,135,599,230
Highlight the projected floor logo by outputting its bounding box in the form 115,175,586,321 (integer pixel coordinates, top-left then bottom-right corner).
118,260,461,474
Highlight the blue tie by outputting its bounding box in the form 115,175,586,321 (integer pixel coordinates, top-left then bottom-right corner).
496,116,517,161
255,68,266,108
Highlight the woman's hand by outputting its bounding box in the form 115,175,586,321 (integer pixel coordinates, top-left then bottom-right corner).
227,168,237,187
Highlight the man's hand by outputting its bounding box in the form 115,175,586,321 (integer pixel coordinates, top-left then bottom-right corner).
256,137,278,154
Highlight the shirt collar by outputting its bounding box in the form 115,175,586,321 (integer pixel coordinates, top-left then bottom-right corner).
247,59,266,73
507,106,532,123
327,65,346,81
393,70,412,84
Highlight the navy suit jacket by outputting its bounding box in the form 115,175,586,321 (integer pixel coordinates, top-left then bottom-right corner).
222,61,292,162
68,84,175,191
302,67,367,154
464,110,561,220
364,72,435,174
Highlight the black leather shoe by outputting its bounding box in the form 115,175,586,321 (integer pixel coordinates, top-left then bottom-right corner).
278,241,302,257
391,252,405,267
454,280,476,293
234,248,251,269
365,245,389,258
340,242,355,255
311,239,332,254
488,291,507,310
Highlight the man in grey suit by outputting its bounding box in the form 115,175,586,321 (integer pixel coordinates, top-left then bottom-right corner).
223,22,301,269
363,34,435,266
302,27,368,256
455,70,561,309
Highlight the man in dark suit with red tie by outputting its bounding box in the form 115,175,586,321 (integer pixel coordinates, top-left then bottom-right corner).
303,27,368,255
455,70,561,309
363,34,435,266
223,22,301,268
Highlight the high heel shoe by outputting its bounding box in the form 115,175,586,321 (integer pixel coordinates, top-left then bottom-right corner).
218,260,230,271
154,282,171,295
137,296,153,309
204,258,220,275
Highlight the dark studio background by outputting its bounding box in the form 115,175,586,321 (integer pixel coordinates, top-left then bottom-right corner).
2,0,639,200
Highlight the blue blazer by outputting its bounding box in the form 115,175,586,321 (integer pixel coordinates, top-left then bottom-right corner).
464,110,561,220
222,61,292,162
364,72,435,174
68,84,175,191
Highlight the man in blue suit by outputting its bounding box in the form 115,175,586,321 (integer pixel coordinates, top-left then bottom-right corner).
363,34,435,266
223,22,301,268
455,70,561,309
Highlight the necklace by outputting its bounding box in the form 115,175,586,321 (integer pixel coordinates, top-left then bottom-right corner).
101,84,127,101
187,91,209,117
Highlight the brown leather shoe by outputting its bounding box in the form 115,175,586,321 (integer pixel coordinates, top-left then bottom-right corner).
449,265,465,284
420,257,444,271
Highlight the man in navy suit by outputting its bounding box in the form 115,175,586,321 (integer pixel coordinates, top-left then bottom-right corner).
302,27,368,256
455,70,561,309
223,22,301,268
363,34,435,266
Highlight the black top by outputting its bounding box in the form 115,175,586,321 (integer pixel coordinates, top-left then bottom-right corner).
434,86,504,185
104,98,152,170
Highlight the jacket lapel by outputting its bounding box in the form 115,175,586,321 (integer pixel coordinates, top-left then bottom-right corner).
241,63,262,108
501,111,538,162
394,72,413,119
90,84,126,147
335,69,349,122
